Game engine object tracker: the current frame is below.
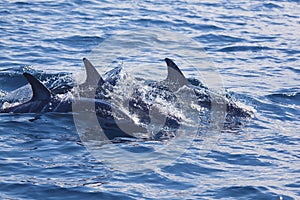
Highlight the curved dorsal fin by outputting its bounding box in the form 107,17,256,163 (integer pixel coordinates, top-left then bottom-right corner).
164,58,188,90
82,58,104,87
23,73,51,101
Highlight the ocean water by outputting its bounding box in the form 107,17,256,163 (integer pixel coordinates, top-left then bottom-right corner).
0,0,299,199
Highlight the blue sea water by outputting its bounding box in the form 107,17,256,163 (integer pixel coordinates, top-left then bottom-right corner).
0,0,299,199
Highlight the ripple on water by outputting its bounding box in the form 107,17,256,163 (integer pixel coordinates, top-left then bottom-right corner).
0,0,299,199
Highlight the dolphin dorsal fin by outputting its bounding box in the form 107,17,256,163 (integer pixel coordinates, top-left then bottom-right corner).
164,58,188,90
82,58,104,87
23,73,51,101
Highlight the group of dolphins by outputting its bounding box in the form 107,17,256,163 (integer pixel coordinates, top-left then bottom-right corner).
0,58,253,141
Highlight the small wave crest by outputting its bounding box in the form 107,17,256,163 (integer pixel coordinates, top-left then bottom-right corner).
266,91,300,106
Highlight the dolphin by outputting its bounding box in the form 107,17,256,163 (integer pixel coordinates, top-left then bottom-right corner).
164,58,253,118
126,58,253,133
0,73,73,113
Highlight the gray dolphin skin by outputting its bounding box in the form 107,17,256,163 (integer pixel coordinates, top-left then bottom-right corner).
0,58,252,140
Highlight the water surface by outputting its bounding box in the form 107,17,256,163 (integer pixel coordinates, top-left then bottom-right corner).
0,0,299,199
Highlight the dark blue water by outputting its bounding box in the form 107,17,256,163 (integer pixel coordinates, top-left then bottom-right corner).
0,0,299,199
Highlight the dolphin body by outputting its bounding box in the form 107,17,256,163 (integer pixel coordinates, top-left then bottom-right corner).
164,58,253,118
127,58,253,129
0,73,72,113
